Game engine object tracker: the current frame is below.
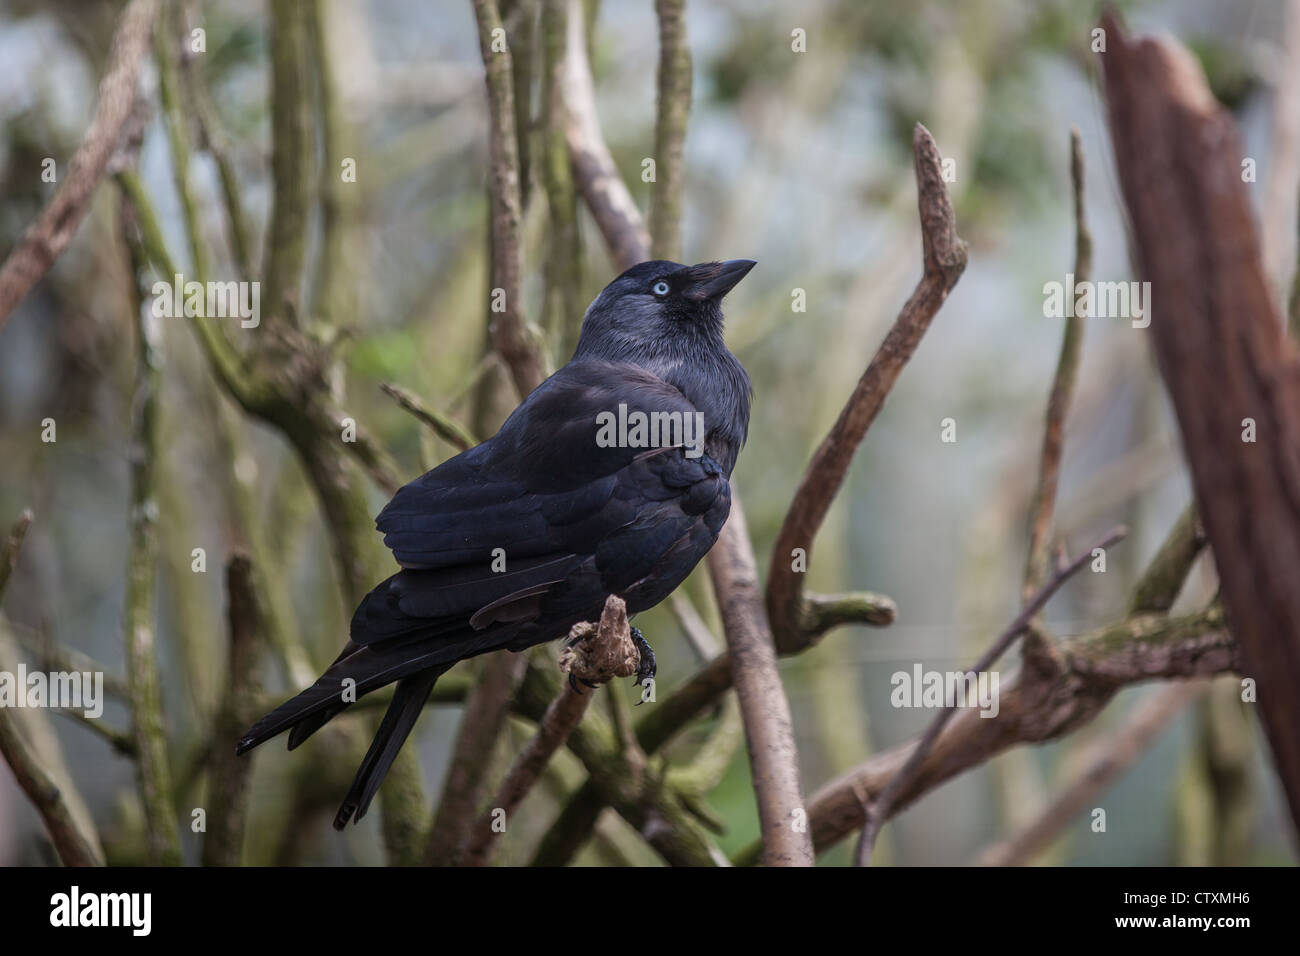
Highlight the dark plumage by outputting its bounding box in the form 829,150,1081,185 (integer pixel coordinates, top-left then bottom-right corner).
236,258,756,828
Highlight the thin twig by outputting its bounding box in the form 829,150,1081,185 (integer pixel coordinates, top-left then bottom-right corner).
669,591,721,660
381,382,477,451
177,0,253,280
855,525,1127,866
1023,128,1091,601
0,510,32,596
0,603,106,865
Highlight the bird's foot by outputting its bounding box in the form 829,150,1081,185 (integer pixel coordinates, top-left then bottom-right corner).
630,626,656,701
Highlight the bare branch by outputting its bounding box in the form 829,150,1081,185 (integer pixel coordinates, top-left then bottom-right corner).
729,601,1234,864
539,0,584,355
649,0,691,261
0,0,160,329
856,526,1126,865
120,196,183,865
767,124,968,655
1023,128,1091,601
264,0,313,327
201,555,265,866
0,511,106,866
381,382,477,452
708,500,814,866
515,658,728,866
462,596,636,865
471,0,548,396
562,0,650,270
801,590,897,639
1099,11,1300,837
424,653,527,864
1128,504,1205,614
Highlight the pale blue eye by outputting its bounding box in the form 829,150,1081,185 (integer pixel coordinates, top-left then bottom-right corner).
652,280,670,296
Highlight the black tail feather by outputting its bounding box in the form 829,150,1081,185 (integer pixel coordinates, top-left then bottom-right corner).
333,666,446,829
235,640,455,756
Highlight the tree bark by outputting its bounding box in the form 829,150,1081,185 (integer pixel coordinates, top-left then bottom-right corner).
1099,11,1300,842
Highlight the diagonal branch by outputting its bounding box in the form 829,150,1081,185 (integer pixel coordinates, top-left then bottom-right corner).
0,512,106,866
561,0,650,271
1023,128,1091,601
0,0,160,329
201,554,265,866
856,526,1126,865
732,600,1235,864
461,595,637,865
766,123,968,655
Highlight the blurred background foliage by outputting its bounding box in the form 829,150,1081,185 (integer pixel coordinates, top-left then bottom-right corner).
0,0,1292,865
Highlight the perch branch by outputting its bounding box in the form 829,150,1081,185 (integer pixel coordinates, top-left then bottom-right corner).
461,595,637,865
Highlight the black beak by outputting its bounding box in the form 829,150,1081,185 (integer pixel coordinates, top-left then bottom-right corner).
683,259,757,302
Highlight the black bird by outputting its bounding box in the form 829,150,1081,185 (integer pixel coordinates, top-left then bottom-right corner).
236,258,755,829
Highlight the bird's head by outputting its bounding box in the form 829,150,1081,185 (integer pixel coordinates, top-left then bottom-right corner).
573,259,756,361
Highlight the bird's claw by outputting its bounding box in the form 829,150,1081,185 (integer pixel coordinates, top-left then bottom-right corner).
568,672,600,694
630,626,656,703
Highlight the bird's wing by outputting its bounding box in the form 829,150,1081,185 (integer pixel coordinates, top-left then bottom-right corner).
355,361,729,643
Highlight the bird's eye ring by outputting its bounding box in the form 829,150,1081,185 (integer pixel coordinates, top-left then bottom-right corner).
651,280,670,296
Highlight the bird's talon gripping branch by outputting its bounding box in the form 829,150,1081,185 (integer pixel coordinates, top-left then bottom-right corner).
630,625,657,690
568,673,601,694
